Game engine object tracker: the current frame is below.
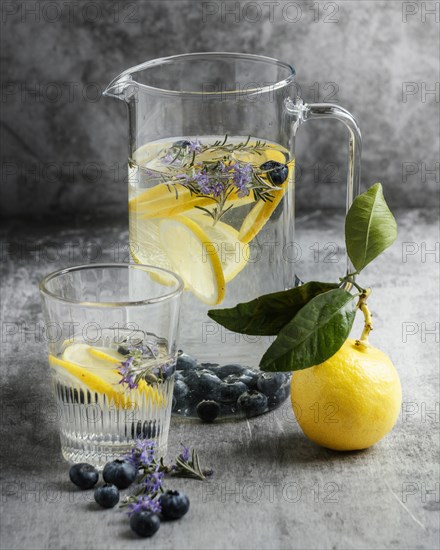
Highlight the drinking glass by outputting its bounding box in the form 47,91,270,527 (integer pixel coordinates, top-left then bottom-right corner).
39,263,183,467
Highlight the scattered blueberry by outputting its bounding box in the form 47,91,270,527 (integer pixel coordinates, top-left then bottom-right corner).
159,490,190,520
216,364,248,379
176,353,197,372
69,463,99,490
196,400,220,422
103,459,137,489
174,380,189,399
94,483,120,508
260,160,289,186
257,372,286,396
237,390,268,416
219,381,248,403
130,511,161,537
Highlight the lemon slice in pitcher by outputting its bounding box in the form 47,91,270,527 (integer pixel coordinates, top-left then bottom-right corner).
159,216,226,305
238,188,286,244
186,211,248,283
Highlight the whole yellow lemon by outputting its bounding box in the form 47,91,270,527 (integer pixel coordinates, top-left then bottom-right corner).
290,339,402,451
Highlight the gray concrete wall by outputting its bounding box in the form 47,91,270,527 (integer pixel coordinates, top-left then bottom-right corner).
1,0,439,219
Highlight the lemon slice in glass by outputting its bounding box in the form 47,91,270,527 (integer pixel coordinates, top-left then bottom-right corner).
50,343,165,407
159,216,226,305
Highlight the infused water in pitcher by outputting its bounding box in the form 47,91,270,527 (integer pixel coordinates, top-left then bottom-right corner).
104,52,361,420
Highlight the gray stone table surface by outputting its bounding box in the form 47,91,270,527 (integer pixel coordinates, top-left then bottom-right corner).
0,209,439,550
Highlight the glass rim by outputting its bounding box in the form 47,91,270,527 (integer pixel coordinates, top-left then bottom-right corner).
104,51,296,98
39,263,184,307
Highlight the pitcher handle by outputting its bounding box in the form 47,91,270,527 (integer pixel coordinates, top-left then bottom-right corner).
286,97,362,274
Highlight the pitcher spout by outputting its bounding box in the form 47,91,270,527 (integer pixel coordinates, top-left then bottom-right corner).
103,72,135,101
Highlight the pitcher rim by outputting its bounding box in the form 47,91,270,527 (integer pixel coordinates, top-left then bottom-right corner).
104,52,296,99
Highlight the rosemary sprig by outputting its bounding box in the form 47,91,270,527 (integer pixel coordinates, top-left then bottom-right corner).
172,448,213,481
135,135,289,224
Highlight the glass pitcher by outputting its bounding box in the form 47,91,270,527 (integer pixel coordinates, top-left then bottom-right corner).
104,52,361,421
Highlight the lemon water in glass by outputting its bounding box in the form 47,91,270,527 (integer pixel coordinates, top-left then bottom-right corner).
39,264,183,467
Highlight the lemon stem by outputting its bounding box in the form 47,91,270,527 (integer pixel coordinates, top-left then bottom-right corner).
356,288,373,348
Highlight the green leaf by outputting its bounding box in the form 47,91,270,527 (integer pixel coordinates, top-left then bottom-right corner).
207,281,339,336
345,182,398,272
260,288,357,372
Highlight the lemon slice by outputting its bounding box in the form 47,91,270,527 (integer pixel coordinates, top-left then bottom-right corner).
129,217,188,289
130,184,254,219
159,216,226,305
186,211,248,283
88,347,123,365
51,343,165,407
129,184,215,218
232,145,287,166
238,188,286,244
49,353,129,408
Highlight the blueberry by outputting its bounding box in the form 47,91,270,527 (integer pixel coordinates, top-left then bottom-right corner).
216,364,248,379
94,483,119,508
173,380,189,399
175,372,184,382
172,140,191,149
184,370,221,399
237,390,268,416
160,362,176,380
225,371,258,389
267,384,290,407
197,371,222,398
199,362,219,370
196,400,220,422
257,372,286,396
260,161,289,186
219,381,248,403
117,345,130,356
176,353,197,372
159,490,190,520
130,511,161,537
69,463,99,490
238,371,259,390
223,374,239,383
103,459,137,489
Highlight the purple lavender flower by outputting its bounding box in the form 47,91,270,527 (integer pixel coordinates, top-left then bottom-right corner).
161,152,176,165
175,173,190,185
117,356,138,390
188,138,202,153
125,438,156,468
192,168,225,197
232,162,252,197
127,495,162,516
179,444,190,462
143,465,164,494
193,169,212,195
